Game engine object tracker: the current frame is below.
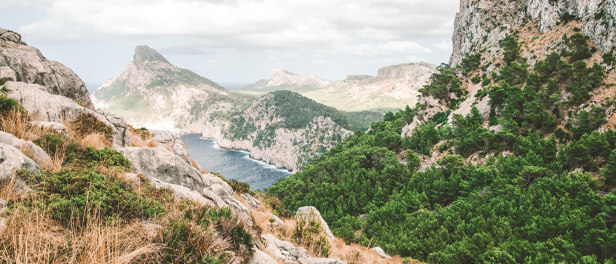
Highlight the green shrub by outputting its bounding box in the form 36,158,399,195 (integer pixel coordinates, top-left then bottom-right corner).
84,146,131,170
34,134,79,163
471,76,481,84
0,95,25,116
161,220,228,264
18,168,166,222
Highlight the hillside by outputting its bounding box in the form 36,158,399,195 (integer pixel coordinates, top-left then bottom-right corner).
267,0,616,262
236,62,438,113
0,28,408,264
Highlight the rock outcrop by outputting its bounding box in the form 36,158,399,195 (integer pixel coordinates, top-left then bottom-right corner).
30,121,69,137
0,143,38,192
152,131,192,165
0,131,51,168
5,81,131,148
0,27,93,109
264,69,331,88
370,247,392,259
296,206,336,240
250,249,278,264
241,193,261,211
450,0,616,66
262,234,309,264
298,258,346,264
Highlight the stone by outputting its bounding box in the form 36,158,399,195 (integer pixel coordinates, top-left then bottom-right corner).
0,199,6,214
359,214,367,221
0,143,38,192
29,121,69,136
296,206,336,240
148,175,215,207
298,258,346,264
262,234,309,264
241,193,261,210
153,130,192,165
370,247,392,259
0,27,94,109
0,131,51,168
0,66,16,81
5,81,130,148
249,249,278,264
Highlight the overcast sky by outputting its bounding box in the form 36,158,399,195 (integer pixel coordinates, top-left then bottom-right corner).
3,0,459,91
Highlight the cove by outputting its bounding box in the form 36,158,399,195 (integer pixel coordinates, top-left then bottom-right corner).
180,134,291,190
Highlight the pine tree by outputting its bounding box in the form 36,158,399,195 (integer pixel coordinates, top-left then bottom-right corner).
602,150,616,186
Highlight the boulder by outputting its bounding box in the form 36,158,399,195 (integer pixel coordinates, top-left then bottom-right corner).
262,234,309,264
241,193,261,210
0,66,16,81
370,247,392,259
296,206,336,240
0,27,94,109
29,121,69,136
0,143,38,192
249,249,278,264
0,131,51,168
148,176,215,207
298,258,346,264
153,131,192,165
5,81,130,148
120,147,205,191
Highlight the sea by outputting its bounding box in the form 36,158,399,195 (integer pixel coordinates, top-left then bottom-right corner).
180,134,292,191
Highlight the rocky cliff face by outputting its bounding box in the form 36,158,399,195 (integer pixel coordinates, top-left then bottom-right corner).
248,69,331,89
450,0,616,66
91,45,245,131
201,94,352,172
0,28,94,109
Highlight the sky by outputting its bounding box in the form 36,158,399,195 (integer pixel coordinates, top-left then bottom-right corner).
2,0,459,91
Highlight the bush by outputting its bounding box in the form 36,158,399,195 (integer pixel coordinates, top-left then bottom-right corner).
211,172,251,194
471,75,481,84
71,113,113,143
0,95,25,116
17,168,166,222
84,146,131,170
34,134,79,163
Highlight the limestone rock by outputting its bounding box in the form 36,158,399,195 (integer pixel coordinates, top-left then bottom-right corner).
241,193,261,210
0,131,51,168
296,206,336,240
0,27,93,109
298,258,346,264
0,143,37,192
370,247,392,259
0,198,7,214
266,69,330,88
262,234,309,264
249,249,278,264
5,81,130,148
29,121,69,136
148,176,215,207
153,131,192,165
120,147,205,191
0,66,16,81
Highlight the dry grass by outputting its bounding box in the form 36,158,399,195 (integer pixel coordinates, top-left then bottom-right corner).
239,193,415,264
79,133,108,150
192,159,208,174
132,138,159,148
0,110,44,142
64,120,112,150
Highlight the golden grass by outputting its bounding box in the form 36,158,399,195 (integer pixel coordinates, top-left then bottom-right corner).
0,110,44,142
80,133,108,150
238,192,416,264
132,138,159,148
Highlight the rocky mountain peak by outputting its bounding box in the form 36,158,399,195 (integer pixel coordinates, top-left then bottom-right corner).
133,45,172,67
267,68,330,87
376,62,438,80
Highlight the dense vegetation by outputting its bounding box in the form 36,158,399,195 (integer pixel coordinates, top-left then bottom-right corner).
268,33,616,263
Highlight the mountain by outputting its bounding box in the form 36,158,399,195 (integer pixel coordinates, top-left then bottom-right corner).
267,0,616,262
236,62,437,113
92,46,382,172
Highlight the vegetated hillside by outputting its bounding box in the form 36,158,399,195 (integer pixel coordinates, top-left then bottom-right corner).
202,90,383,172
0,29,408,264
267,0,616,263
236,62,437,113
93,47,376,172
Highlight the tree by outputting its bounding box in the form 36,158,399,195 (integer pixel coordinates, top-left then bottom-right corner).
602,150,616,186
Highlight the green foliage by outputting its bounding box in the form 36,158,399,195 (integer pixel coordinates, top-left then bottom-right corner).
420,64,465,101
562,33,593,62
292,210,332,257
71,113,114,139
603,52,615,66
211,172,251,195
34,134,79,163
471,75,481,84
500,35,521,65
84,146,132,170
19,40,27,46
19,168,166,222
0,95,26,116
460,53,482,74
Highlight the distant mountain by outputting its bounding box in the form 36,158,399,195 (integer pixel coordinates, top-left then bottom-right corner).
237,62,438,113
92,46,380,171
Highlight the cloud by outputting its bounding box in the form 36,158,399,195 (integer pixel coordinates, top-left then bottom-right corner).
18,0,458,56
159,46,213,55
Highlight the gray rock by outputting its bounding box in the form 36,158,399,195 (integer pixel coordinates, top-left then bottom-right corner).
29,121,69,136
298,258,346,264
370,247,392,259
296,206,336,240
249,249,278,264
359,214,367,221
0,198,6,214
0,143,37,192
5,81,130,148
0,27,94,109
147,176,215,207
0,66,16,81
120,147,205,191
0,131,51,169
153,131,192,165
262,234,309,264
241,193,261,210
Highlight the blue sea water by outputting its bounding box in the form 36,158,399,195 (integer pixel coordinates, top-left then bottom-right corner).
180,134,291,191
